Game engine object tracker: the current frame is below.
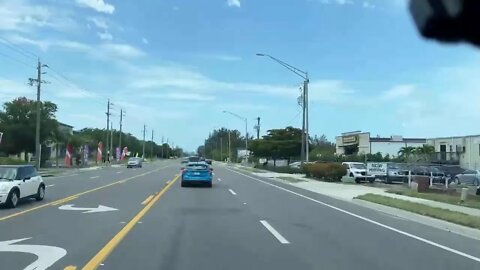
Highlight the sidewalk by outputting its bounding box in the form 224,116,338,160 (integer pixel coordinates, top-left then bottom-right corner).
39,165,103,177
229,163,480,217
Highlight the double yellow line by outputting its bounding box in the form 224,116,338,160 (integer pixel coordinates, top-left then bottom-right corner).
81,174,180,270
0,165,169,222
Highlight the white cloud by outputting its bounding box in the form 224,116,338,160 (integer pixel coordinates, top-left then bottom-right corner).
98,31,113,40
362,1,375,8
380,84,415,100
0,0,77,32
99,44,145,59
76,0,115,14
227,0,241,8
0,78,33,100
87,17,108,30
54,87,97,99
319,0,353,5
143,92,216,102
142,37,149,45
199,54,242,61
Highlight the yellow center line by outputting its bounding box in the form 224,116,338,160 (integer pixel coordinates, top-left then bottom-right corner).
82,174,179,270
0,165,171,222
141,195,154,205
64,266,77,270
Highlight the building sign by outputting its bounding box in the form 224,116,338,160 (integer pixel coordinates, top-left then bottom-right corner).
342,135,358,145
367,162,387,176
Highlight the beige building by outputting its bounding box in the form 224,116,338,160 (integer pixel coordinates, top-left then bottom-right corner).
336,131,426,158
427,135,480,170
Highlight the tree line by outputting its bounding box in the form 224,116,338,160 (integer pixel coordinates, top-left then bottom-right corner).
0,97,181,165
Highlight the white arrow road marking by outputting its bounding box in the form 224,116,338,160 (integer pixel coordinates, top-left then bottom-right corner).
0,237,67,270
58,204,118,213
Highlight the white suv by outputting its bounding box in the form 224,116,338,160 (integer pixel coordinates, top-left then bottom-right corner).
0,165,45,208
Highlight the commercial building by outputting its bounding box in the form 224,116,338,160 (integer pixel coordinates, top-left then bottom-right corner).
335,131,426,158
427,135,480,169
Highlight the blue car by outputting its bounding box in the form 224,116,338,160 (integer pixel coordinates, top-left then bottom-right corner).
181,162,213,187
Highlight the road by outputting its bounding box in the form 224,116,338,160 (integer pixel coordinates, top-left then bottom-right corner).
1,160,479,270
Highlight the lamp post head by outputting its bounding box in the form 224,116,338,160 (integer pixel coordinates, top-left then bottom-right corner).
256,53,266,57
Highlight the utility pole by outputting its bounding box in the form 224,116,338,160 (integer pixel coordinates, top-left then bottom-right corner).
110,122,114,162
105,99,113,163
142,125,146,159
228,131,231,162
220,137,223,161
161,136,164,159
305,73,310,162
166,138,169,158
301,85,305,166
150,129,154,159
29,60,48,169
256,117,261,139
119,109,125,153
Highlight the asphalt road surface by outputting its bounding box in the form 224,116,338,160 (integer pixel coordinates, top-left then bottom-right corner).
1,160,480,270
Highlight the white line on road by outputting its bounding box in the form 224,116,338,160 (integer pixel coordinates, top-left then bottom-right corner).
260,220,290,244
116,171,122,174
218,178,222,182
228,189,237,195
226,168,480,263
90,176,99,179
46,184,55,187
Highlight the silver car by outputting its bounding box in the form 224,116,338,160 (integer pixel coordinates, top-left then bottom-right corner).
127,157,143,168
454,170,480,186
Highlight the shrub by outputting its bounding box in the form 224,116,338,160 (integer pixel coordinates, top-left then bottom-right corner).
0,157,28,165
254,164,304,174
304,162,346,182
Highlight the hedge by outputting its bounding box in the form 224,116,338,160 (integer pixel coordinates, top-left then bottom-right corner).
304,162,346,182
0,157,28,165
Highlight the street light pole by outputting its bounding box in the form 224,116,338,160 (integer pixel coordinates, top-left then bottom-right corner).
256,53,309,165
223,110,248,161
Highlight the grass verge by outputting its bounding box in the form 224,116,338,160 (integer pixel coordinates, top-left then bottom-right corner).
356,193,480,229
387,189,480,210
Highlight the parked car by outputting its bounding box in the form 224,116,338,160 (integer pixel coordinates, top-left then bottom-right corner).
0,165,45,208
181,158,189,164
408,165,450,184
127,157,143,168
454,170,480,186
205,159,212,165
289,161,302,169
181,162,213,187
385,163,409,183
342,162,375,183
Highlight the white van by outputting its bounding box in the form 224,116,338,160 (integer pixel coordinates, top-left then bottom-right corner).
342,162,375,183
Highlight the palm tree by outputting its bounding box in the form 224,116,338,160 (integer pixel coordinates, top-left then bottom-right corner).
414,144,435,161
398,146,416,161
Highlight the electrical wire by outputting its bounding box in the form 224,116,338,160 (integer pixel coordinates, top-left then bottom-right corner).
0,37,38,60
0,51,36,69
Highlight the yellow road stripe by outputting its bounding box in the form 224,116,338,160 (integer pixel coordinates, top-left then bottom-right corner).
51,196,79,206
82,175,179,270
141,195,154,205
0,165,170,222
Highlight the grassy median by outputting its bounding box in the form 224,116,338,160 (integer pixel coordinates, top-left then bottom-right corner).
387,189,480,210
356,193,480,229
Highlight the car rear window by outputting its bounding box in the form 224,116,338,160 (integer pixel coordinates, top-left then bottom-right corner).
187,164,208,170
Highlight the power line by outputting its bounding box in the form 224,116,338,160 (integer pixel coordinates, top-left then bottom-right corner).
0,51,36,69
0,37,38,59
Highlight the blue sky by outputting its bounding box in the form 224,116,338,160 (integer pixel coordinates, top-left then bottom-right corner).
1,0,480,151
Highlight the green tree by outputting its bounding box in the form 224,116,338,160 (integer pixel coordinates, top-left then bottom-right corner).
248,126,303,166
0,97,59,161
398,146,416,161
414,144,435,161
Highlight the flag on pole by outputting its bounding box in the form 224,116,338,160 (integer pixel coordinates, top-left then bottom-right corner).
65,144,72,167
97,142,103,163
